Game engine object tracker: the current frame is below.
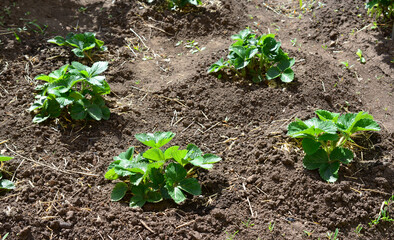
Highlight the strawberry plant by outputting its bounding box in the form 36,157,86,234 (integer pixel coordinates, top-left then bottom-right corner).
48,32,107,60
366,0,394,20
0,155,15,190
208,28,295,83
287,110,380,182
105,131,221,208
29,61,111,123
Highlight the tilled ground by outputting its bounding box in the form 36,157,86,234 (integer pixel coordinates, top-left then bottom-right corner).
0,0,393,239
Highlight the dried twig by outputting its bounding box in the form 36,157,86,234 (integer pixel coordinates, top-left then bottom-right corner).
5,144,99,177
139,219,155,233
175,220,195,229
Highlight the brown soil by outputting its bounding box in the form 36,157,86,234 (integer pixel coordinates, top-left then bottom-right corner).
0,0,393,239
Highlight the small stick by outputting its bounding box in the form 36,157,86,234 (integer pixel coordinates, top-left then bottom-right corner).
5,144,99,177
203,122,220,134
175,220,195,229
139,219,155,233
262,3,281,15
242,182,255,217
130,28,149,50
181,121,195,133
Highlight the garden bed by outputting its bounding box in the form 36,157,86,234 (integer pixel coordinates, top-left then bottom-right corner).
0,0,393,239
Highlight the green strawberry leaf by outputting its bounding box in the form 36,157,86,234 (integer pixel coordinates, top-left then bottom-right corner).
111,182,128,201
135,132,176,148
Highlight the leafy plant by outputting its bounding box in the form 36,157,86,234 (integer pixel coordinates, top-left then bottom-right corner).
366,0,394,20
208,28,295,83
29,62,110,123
105,131,221,208
356,49,366,64
287,110,380,182
326,228,339,240
0,155,15,191
369,195,394,226
48,32,107,60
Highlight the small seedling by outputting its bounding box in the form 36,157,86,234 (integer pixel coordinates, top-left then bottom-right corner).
105,132,221,208
340,61,353,70
0,155,15,191
241,219,255,228
268,221,275,232
184,40,205,54
48,32,107,61
303,230,313,237
291,38,297,46
356,49,366,64
322,44,328,49
355,224,363,234
369,195,394,226
287,110,380,182
209,28,296,83
225,230,239,240
29,62,111,123
327,228,339,240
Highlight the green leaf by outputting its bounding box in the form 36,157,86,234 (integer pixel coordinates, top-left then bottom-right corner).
266,66,281,80
171,149,188,166
150,168,165,187
47,36,66,46
70,102,87,120
164,146,180,160
166,184,186,204
135,132,176,148
280,68,294,83
87,103,103,120
318,133,339,141
101,106,110,120
208,58,228,73
302,138,321,155
319,162,340,183
129,195,145,208
129,185,146,207
303,149,329,170
129,173,144,185
88,61,108,76
111,182,128,201
277,58,295,71
146,191,162,203
315,110,340,122
32,114,50,123
330,147,353,164
143,148,165,161
72,48,85,58
337,111,378,134
179,178,201,195
56,97,74,108
0,179,15,190
165,163,187,183
352,118,380,133
186,144,203,159
189,154,221,169
104,168,118,180
0,155,13,161
114,147,135,161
